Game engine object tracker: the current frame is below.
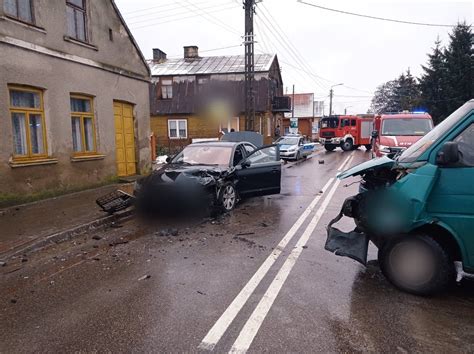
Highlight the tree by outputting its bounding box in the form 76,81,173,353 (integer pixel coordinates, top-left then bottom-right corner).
419,38,448,124
370,69,421,114
394,69,421,111
444,22,473,114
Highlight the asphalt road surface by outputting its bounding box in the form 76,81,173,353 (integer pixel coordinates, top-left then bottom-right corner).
1,148,473,352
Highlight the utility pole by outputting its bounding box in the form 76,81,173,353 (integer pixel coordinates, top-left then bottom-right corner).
291,84,295,119
329,83,343,116
244,0,256,131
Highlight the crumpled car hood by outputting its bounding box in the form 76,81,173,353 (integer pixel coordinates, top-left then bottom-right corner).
145,164,227,186
337,156,395,179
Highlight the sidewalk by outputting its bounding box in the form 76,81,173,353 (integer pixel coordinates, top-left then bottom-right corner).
0,183,133,258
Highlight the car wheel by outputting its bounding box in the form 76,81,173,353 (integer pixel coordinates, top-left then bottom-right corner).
378,234,455,296
219,183,237,212
296,151,301,160
324,144,336,152
365,144,372,151
341,139,353,151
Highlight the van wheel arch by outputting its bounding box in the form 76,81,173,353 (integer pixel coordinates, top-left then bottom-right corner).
414,224,462,262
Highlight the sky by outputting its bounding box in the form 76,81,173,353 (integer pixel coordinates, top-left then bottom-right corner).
115,0,472,115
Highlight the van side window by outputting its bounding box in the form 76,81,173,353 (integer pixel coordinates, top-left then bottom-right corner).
341,119,350,127
454,123,474,167
351,119,356,126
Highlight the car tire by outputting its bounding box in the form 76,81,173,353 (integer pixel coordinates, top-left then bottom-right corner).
378,234,455,296
296,151,301,160
341,139,354,151
365,144,372,151
218,182,237,212
324,144,336,152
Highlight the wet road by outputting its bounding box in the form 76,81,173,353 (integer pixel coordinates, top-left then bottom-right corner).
1,148,473,352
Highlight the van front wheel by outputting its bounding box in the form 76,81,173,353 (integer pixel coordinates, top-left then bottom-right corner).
378,234,455,296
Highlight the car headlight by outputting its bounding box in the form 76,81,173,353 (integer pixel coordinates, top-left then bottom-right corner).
379,145,391,153
289,146,297,151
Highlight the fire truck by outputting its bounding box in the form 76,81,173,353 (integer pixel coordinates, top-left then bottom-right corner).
319,115,374,152
372,112,434,157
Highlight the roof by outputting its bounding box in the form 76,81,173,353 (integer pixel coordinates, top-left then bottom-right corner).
149,53,276,76
111,0,151,76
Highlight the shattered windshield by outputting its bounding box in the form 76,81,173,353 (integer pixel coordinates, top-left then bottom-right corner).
321,118,339,128
381,118,433,136
398,103,471,163
172,145,232,166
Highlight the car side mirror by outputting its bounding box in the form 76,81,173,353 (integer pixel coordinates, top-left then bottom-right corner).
371,130,379,138
166,156,171,163
436,142,460,165
241,160,251,168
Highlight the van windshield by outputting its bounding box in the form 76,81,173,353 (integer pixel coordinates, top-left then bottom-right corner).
381,118,432,136
398,103,472,163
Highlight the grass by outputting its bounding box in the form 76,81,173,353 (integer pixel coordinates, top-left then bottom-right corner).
0,176,120,209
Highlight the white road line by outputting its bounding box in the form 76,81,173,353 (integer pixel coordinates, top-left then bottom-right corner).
337,151,355,172
198,178,336,351
229,157,354,353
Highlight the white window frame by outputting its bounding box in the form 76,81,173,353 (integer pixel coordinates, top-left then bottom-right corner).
168,119,187,139
220,117,239,133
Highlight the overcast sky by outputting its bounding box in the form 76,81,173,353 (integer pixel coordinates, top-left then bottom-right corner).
115,0,472,115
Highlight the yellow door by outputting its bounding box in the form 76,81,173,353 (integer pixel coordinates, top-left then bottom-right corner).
114,102,136,176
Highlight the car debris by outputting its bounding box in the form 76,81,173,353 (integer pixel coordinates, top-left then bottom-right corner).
138,274,151,281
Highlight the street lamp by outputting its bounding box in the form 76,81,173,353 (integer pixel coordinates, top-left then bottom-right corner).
344,105,353,115
329,83,343,116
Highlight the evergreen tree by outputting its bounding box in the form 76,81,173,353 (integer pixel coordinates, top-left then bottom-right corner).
419,38,448,124
444,22,473,114
395,69,421,111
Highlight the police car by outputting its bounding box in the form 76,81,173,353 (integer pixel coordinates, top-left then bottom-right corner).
276,135,316,160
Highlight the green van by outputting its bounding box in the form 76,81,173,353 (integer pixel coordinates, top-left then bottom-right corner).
326,100,474,295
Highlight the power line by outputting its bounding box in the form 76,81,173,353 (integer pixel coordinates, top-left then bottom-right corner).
125,0,223,20
257,5,328,92
180,0,241,35
297,0,456,28
127,2,235,26
130,5,238,30
167,44,243,58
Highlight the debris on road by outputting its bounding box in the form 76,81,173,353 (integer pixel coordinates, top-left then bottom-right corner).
318,160,325,164
197,290,207,295
138,274,151,281
236,232,255,236
0,261,6,267
92,235,102,241
109,240,129,247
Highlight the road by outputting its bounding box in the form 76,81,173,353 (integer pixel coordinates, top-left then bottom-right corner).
1,148,473,352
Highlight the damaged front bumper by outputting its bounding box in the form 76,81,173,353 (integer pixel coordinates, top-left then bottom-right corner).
324,196,369,266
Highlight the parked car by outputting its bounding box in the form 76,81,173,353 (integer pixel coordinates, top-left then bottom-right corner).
133,141,281,215
276,135,315,160
325,100,474,295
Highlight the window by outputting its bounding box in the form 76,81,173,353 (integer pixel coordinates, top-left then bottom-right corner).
70,95,96,154
246,146,278,165
9,87,47,159
4,0,34,23
66,0,87,42
168,119,187,139
161,79,173,99
351,119,356,126
454,123,474,167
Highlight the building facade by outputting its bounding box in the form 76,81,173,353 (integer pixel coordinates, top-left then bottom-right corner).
283,93,321,140
148,46,290,153
0,0,151,198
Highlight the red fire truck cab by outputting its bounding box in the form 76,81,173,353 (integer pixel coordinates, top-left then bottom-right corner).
372,112,434,157
319,115,374,152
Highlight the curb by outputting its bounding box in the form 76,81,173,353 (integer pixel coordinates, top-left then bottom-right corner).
1,209,134,260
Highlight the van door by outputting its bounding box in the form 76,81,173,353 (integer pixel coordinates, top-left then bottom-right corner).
427,119,474,270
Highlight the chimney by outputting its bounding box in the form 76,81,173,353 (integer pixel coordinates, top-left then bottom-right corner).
184,45,199,59
152,48,167,62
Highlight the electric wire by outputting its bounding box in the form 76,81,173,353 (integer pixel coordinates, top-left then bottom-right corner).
297,0,457,28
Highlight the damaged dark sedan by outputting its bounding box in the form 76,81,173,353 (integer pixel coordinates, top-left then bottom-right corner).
133,141,281,216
